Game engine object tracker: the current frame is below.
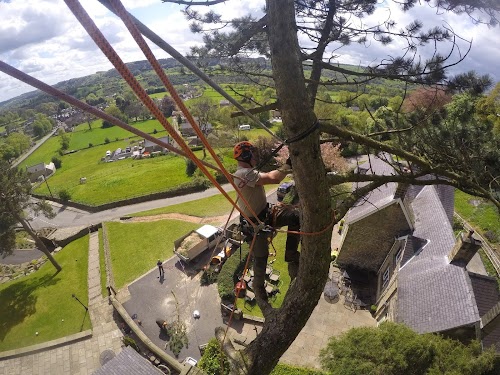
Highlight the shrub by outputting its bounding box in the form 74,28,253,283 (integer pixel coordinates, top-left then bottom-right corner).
153,129,158,134
452,217,464,232
51,157,62,169
104,137,110,144
198,338,229,375
58,189,71,202
201,267,218,285
88,143,93,148
122,336,140,353
217,248,249,301
185,159,197,177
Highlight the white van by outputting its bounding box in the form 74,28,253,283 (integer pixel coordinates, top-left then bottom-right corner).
239,124,251,131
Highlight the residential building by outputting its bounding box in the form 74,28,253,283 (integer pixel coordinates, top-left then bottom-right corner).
26,162,56,183
337,154,500,350
143,136,172,153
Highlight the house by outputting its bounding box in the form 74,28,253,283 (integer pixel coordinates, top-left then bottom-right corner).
178,119,213,137
26,162,56,183
337,154,500,350
92,346,166,375
143,136,172,153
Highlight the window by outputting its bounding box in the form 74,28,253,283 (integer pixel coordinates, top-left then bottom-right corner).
394,247,403,265
382,268,390,288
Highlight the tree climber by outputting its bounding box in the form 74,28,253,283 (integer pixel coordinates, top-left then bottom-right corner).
232,141,300,300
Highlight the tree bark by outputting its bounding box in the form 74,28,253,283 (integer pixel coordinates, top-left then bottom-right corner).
14,212,62,272
233,1,334,374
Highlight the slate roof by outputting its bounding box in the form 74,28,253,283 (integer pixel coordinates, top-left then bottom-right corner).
470,273,500,350
92,346,165,375
396,185,480,333
399,235,427,267
346,155,397,224
341,154,498,337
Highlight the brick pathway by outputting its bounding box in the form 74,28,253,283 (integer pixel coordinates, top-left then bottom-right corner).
0,232,123,375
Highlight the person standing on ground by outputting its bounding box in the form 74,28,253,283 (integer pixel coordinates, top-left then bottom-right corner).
232,141,300,301
157,259,164,278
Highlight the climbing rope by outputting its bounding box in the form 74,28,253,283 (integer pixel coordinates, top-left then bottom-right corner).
97,0,281,142
64,0,262,229
106,0,262,225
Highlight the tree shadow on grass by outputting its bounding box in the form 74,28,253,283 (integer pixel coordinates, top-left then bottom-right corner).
0,271,60,341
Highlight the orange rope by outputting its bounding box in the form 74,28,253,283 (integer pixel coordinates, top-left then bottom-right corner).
107,0,261,224
222,231,258,342
64,0,260,227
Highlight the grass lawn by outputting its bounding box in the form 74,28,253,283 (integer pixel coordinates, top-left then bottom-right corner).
149,92,170,99
23,118,240,205
131,185,278,218
0,236,91,352
21,119,169,169
106,220,200,289
455,190,500,246
271,363,326,375
131,191,239,217
31,145,231,205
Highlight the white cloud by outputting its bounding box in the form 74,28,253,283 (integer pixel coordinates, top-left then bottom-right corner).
0,0,498,104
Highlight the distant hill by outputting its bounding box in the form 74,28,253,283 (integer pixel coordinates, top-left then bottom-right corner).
0,57,400,112
0,58,209,111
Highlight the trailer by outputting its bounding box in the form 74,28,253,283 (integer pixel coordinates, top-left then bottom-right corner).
174,224,223,263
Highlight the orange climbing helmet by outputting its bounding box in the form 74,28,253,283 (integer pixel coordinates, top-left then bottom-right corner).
233,141,255,162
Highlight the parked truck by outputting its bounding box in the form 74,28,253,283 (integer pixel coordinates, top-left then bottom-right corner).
174,224,223,263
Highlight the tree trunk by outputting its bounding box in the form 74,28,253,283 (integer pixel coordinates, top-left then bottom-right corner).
230,1,334,374
15,212,62,272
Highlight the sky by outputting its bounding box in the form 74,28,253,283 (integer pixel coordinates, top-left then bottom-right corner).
0,0,498,104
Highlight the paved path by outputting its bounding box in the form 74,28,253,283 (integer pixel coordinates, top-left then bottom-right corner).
0,249,41,265
30,184,237,230
0,232,123,375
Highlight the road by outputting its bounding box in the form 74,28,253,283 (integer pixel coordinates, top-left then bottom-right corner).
12,127,59,168
30,183,238,230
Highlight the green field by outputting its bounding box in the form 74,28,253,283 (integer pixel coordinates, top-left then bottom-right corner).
131,185,278,218
132,191,240,217
0,236,91,351
20,83,277,206
106,220,200,289
21,119,169,169
455,190,500,246
24,129,237,206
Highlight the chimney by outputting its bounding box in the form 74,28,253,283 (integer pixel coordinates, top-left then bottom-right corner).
448,230,482,266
